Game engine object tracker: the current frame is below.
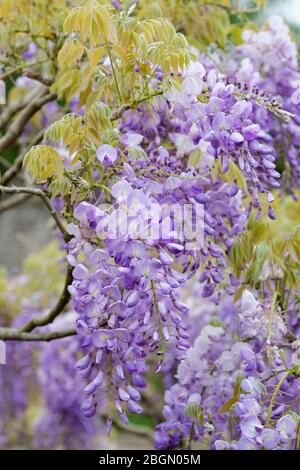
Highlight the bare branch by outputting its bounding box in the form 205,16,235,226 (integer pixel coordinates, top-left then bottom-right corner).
0,185,70,241
0,193,32,213
0,326,76,342
23,71,53,87
1,129,44,185
0,156,11,169
0,90,57,154
21,265,73,332
0,64,23,81
0,86,46,130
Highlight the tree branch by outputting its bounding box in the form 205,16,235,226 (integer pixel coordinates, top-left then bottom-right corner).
0,156,11,169
23,71,53,87
0,86,46,130
0,64,23,81
0,326,76,342
20,264,73,332
0,193,32,213
0,185,70,241
1,129,44,185
0,90,57,154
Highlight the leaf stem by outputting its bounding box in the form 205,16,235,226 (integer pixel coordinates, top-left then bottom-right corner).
151,280,165,355
105,40,122,104
265,370,290,427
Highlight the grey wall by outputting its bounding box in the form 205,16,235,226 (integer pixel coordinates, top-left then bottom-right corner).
0,199,51,271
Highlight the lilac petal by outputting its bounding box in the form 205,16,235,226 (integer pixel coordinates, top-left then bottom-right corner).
240,415,263,439
75,354,90,370
93,330,109,348
257,428,280,450
118,387,130,402
127,399,143,414
231,132,244,143
126,291,140,307
96,144,118,166
84,382,97,395
81,397,94,411
83,405,97,417
92,371,103,387
73,264,89,280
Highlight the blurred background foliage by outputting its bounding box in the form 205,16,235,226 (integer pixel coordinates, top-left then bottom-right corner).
265,0,300,43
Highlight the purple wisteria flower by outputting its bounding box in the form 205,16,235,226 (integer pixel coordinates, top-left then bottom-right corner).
96,144,118,166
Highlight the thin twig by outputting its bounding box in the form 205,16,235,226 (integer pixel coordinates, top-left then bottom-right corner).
110,90,163,121
0,91,57,154
0,156,11,169
0,85,45,130
0,310,109,342
23,71,53,87
265,370,290,427
0,185,69,241
21,265,73,332
0,193,32,213
0,65,23,81
0,326,76,342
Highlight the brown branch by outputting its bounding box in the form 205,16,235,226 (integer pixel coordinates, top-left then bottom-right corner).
0,188,73,332
0,156,11,169
0,65,23,81
0,314,110,343
21,264,73,332
0,185,70,241
0,86,46,130
23,71,53,87
111,104,131,121
0,192,32,213
1,129,44,185
0,326,76,341
0,90,57,154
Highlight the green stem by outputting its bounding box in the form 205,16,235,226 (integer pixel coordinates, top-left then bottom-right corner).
0,59,51,81
188,422,195,450
265,371,290,427
151,280,165,355
136,64,160,102
267,291,278,346
295,419,300,450
105,40,122,104
132,90,163,107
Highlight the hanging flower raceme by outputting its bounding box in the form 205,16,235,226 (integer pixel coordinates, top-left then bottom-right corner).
231,15,300,192
66,175,205,424
155,281,300,450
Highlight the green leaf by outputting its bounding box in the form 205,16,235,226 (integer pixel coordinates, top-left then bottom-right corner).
218,372,243,414
48,178,71,198
64,0,114,46
127,146,147,161
23,145,64,180
44,113,81,144
58,39,84,68
184,402,203,424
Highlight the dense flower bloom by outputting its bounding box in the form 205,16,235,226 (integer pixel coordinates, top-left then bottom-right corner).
155,277,300,450
2,5,300,452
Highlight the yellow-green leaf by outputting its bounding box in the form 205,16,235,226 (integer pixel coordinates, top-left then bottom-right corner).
23,145,64,180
